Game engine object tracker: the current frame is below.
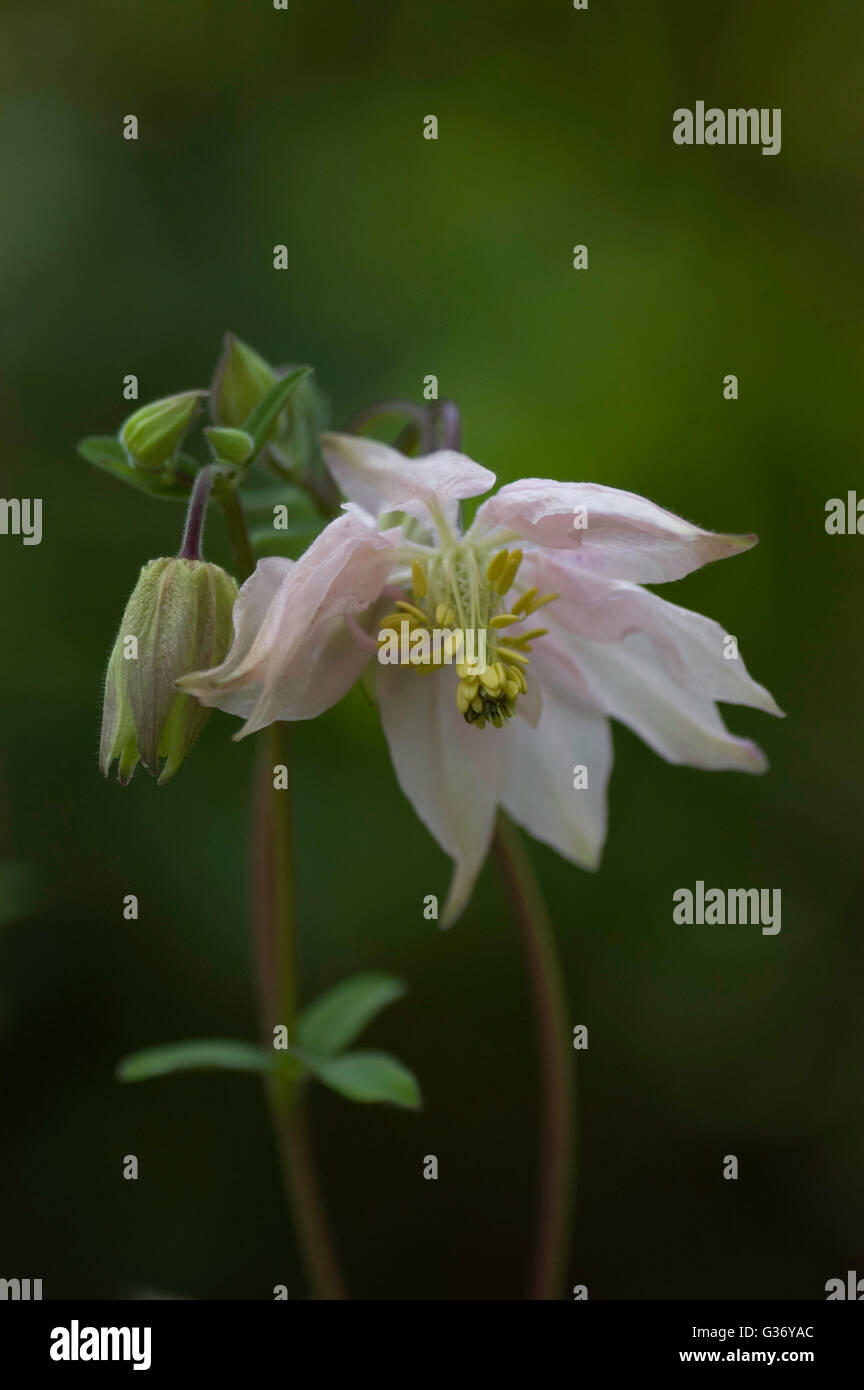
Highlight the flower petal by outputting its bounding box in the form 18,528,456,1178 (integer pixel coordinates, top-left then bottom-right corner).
181,508,401,728
500,643,612,869
473,479,756,583
567,628,770,772
521,551,783,716
377,665,498,927
321,432,495,530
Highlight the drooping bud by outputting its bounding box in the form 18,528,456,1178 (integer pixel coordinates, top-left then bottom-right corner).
100,557,238,784
120,391,204,472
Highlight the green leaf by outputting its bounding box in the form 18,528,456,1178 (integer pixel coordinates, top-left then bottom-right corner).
116,1038,273,1082
308,1050,421,1109
241,367,312,457
298,973,407,1057
77,436,191,501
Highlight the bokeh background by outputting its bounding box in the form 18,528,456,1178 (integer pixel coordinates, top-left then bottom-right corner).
1,0,862,1299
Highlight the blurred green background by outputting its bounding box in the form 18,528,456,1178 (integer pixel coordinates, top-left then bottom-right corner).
2,0,862,1299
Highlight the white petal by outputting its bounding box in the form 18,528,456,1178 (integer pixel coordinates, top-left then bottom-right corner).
522,551,783,716
570,629,769,771
181,509,401,728
377,665,498,926
500,643,612,869
474,478,757,583
322,432,495,531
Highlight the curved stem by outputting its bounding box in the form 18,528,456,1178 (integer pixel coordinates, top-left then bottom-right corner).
341,399,435,452
493,811,576,1300
178,464,220,561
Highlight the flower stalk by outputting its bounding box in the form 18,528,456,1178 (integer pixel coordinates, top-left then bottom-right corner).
493,811,576,1300
222,478,346,1299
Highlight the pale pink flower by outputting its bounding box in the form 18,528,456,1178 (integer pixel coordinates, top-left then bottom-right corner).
181,435,782,924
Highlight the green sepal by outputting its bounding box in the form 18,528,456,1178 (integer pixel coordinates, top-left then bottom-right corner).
241,366,313,458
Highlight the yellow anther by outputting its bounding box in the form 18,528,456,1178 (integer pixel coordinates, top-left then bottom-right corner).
486,548,509,582
435,603,448,624
482,665,501,692
512,587,538,616
494,660,507,687
496,550,523,596
461,678,479,701
474,716,487,730
526,591,558,614
411,561,428,598
379,612,408,631
504,679,520,699
471,695,484,713
518,627,549,642
490,712,503,729
456,685,471,714
490,612,519,629
497,645,530,666
395,600,430,624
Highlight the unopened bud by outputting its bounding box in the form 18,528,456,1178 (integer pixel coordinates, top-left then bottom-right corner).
100,557,237,784
120,392,204,472
211,335,277,431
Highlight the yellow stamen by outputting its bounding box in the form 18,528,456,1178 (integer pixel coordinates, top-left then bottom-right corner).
496,550,523,595
526,591,558,614
486,548,509,582
411,560,428,598
512,587,538,616
496,646,530,666
490,612,519,628
379,612,409,631
395,600,430,624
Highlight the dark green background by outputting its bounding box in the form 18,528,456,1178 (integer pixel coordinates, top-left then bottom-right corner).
1,0,861,1299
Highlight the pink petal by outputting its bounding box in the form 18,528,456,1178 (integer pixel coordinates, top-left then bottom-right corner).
181,508,401,728
521,551,783,716
500,643,612,869
377,665,498,927
322,432,496,531
560,627,770,772
473,479,757,583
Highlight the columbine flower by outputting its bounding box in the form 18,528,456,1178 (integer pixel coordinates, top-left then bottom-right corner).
180,436,782,923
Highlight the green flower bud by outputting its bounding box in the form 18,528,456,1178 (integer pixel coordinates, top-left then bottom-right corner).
211,335,278,431
100,557,238,785
120,392,204,472
203,425,255,466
